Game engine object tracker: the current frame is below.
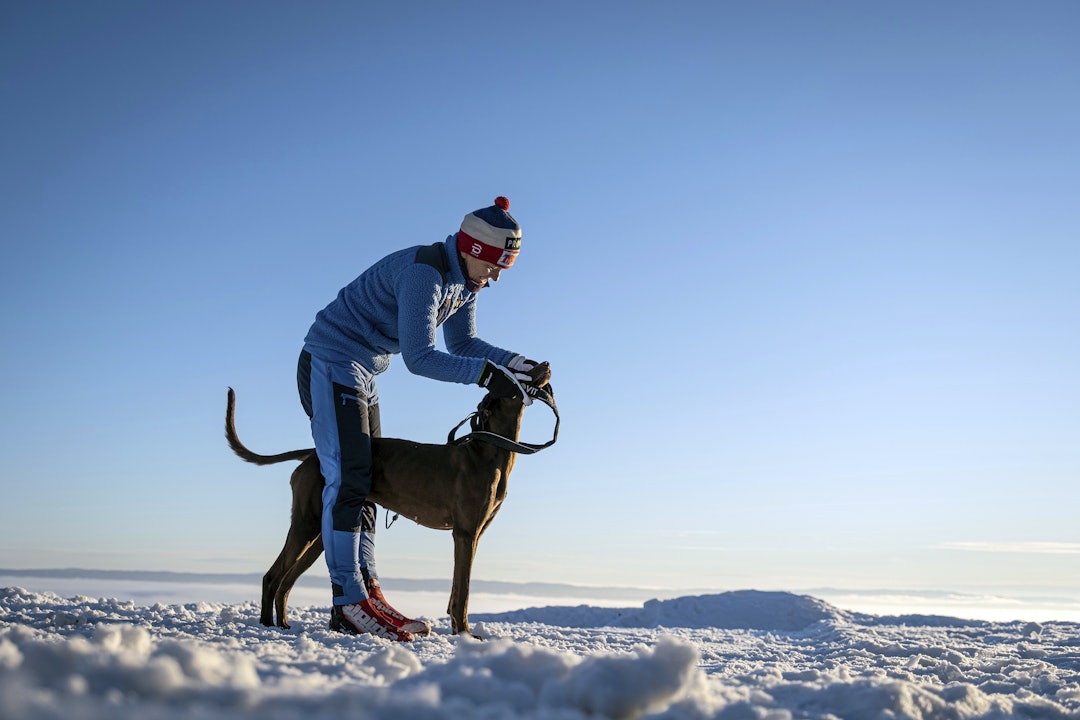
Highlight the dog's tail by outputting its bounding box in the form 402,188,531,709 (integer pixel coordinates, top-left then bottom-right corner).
226,387,314,466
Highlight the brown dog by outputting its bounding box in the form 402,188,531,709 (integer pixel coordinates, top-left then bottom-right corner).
224,366,551,636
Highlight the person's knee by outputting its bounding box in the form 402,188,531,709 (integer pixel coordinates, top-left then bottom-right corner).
331,492,368,531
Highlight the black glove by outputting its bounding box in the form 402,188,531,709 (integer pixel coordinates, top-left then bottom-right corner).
477,360,531,404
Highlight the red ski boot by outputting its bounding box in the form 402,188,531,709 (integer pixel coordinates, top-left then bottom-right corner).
329,599,414,641
365,578,432,635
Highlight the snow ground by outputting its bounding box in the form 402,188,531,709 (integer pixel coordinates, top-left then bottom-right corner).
3,585,1079,719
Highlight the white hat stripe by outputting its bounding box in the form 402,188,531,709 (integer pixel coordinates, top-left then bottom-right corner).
460,213,521,250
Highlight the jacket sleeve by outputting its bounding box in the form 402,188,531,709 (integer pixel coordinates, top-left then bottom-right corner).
395,265,511,384
442,296,516,371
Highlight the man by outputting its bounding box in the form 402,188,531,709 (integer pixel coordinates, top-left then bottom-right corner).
298,196,545,640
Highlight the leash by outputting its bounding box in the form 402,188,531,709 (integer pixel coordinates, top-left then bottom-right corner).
447,385,560,454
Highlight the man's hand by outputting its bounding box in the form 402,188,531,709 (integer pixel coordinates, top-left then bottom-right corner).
508,355,536,373
477,361,532,405
509,355,551,388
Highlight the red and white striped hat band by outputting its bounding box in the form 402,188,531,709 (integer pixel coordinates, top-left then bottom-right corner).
456,196,522,268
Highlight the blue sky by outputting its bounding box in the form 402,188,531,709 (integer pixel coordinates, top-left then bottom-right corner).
2,1,1078,600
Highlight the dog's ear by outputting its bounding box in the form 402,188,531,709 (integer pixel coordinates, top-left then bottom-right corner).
527,362,551,388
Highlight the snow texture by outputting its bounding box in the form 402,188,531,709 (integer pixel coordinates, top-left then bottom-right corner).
2,586,1079,719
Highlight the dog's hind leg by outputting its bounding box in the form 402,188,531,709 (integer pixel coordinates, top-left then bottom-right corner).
275,534,324,629
262,520,320,628
263,454,325,629
261,542,296,627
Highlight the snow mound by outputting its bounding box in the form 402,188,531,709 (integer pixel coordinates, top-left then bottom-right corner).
474,590,844,630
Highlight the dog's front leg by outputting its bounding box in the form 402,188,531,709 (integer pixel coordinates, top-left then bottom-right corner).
449,527,479,636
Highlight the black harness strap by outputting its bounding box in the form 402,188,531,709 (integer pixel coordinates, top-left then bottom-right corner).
448,386,560,455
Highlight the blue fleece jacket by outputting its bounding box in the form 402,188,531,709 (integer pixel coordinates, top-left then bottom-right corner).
302,234,516,385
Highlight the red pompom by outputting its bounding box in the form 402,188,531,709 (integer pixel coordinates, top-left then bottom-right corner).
494,196,510,211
